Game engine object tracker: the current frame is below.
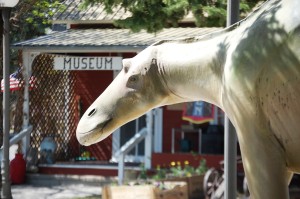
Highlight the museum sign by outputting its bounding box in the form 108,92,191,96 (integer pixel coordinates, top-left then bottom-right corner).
54,56,122,70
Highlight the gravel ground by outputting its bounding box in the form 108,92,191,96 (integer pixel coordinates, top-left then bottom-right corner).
11,184,101,199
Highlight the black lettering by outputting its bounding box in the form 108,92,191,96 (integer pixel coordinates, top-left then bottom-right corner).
105,58,113,69
89,58,94,69
96,58,103,69
64,57,72,70
81,58,87,69
73,57,79,69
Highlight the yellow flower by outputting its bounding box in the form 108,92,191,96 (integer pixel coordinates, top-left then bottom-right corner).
177,161,181,166
170,161,176,166
184,160,189,165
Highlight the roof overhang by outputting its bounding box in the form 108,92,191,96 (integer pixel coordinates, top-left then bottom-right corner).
12,27,222,53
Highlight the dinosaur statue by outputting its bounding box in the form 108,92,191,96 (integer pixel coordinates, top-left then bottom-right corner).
76,0,300,198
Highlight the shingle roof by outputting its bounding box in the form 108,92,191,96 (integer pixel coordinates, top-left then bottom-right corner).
12,27,221,52
53,0,130,22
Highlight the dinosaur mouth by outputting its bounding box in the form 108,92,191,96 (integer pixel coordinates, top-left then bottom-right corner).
76,118,113,145
81,118,113,135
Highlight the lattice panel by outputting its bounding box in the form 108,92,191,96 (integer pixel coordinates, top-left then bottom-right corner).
29,54,79,161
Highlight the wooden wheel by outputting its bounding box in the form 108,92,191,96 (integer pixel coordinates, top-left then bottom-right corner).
203,168,223,198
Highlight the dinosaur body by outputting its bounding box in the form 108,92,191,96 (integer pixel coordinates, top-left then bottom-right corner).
77,0,300,198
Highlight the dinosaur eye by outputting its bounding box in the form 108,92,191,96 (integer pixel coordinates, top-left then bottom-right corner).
126,74,141,88
129,75,138,83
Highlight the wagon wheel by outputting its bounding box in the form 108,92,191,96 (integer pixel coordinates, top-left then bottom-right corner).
203,168,223,198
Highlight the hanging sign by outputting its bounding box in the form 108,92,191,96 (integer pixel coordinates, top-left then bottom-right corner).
54,56,122,70
182,101,215,124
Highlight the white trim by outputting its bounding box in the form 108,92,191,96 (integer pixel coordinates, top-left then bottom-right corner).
21,51,40,156
112,69,121,162
66,23,71,29
13,47,145,54
112,128,120,162
144,111,153,169
154,108,163,153
38,163,140,170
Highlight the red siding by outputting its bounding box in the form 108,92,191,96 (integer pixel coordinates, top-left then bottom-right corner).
75,70,113,161
73,52,137,161
162,107,190,153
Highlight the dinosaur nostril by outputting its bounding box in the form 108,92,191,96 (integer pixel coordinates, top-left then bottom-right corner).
88,108,96,117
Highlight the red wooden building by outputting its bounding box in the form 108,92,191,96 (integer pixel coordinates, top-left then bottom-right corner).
12,0,225,176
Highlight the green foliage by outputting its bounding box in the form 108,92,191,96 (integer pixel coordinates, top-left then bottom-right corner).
138,163,148,180
151,159,208,180
11,0,65,42
82,0,263,32
113,0,189,32
195,159,208,175
7,0,65,68
151,165,167,180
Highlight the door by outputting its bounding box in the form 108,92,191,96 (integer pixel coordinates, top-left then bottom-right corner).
112,108,163,163
112,115,146,162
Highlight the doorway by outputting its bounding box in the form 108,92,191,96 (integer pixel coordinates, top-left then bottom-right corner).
112,108,162,163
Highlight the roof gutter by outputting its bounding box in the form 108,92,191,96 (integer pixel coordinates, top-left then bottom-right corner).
11,45,147,53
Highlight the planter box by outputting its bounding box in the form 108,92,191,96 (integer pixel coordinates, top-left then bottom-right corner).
162,175,205,199
102,182,188,199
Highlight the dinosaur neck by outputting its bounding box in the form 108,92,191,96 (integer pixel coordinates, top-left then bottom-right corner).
156,34,228,108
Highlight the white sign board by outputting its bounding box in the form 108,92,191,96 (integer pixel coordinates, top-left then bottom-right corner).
0,0,19,7
54,56,123,70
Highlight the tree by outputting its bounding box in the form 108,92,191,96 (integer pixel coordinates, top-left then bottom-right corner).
82,0,263,33
0,0,65,73
0,0,64,65
0,0,64,141
10,0,65,42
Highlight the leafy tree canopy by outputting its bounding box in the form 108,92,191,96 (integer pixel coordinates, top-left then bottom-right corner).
82,0,263,32
0,0,65,130
10,0,65,42
0,0,65,77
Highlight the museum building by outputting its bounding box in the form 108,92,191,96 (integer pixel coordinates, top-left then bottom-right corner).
12,0,225,175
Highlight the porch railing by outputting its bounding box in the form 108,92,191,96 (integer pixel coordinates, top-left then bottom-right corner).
115,111,153,185
0,125,33,160
115,127,147,185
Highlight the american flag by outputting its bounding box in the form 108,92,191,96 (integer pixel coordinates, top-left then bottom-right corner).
1,69,36,92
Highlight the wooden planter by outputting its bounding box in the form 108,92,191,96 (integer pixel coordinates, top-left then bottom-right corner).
102,182,188,199
162,175,205,199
